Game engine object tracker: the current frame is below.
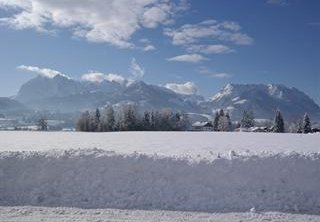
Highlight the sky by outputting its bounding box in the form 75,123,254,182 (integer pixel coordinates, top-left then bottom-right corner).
0,0,319,103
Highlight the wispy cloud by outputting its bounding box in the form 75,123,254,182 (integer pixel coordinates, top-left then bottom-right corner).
139,38,156,52
81,72,126,84
210,73,233,79
17,65,70,79
129,58,145,80
143,45,156,51
164,19,252,63
0,0,189,48
164,19,253,46
82,58,144,84
199,66,232,79
187,44,235,55
165,81,198,95
167,54,206,63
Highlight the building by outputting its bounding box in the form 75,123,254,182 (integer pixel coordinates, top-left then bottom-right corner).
192,121,213,131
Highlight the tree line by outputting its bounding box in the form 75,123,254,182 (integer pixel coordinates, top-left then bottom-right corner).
76,105,190,132
76,105,316,133
206,108,315,134
237,109,314,133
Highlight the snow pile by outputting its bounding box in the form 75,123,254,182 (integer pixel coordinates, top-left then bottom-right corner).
1,148,320,213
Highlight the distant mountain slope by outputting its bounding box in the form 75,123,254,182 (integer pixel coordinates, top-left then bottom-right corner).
211,83,320,121
0,97,30,116
15,75,85,103
15,75,206,113
14,75,320,121
117,81,204,112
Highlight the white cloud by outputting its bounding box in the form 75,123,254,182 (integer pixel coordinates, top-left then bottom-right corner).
221,21,241,32
164,19,253,46
198,66,232,79
139,38,156,52
167,54,206,63
81,72,126,84
141,4,171,28
220,32,253,45
187,44,234,54
0,0,188,48
129,58,145,79
165,81,197,95
143,44,156,52
17,65,70,79
82,58,144,85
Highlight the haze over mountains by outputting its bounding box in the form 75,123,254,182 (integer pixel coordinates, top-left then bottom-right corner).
2,74,319,122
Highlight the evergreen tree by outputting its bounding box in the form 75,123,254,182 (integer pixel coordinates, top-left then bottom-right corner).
219,109,225,117
37,118,48,131
174,112,181,130
173,112,186,131
150,111,156,130
240,110,255,128
122,105,138,131
154,111,161,131
94,108,101,131
273,110,284,133
225,112,232,131
142,111,151,130
88,111,97,132
83,111,91,132
107,106,115,130
213,111,219,131
114,112,122,131
296,120,303,134
217,110,231,131
302,113,312,134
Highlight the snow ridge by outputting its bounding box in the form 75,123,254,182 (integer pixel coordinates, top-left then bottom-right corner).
1,149,320,214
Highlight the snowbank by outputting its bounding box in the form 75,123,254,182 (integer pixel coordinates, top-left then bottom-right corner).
1,206,320,222
1,149,320,214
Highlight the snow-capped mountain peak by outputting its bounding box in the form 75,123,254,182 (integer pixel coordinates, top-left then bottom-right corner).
212,83,234,101
211,83,320,121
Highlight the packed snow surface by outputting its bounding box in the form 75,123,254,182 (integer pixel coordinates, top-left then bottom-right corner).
0,132,320,214
0,131,319,156
1,207,320,222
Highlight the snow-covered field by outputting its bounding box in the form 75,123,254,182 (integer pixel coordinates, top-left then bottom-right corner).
1,131,319,156
0,131,320,220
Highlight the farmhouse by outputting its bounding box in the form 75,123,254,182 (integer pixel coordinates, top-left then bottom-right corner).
192,121,213,131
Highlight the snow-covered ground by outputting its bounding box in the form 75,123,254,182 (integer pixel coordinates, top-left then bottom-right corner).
1,206,320,222
0,131,319,157
0,131,320,219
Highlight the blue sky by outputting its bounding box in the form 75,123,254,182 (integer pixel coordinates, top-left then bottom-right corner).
0,0,319,103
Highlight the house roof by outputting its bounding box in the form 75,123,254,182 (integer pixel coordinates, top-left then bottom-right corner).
192,121,213,127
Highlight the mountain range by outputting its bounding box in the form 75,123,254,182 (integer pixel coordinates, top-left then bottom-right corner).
1,74,319,122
